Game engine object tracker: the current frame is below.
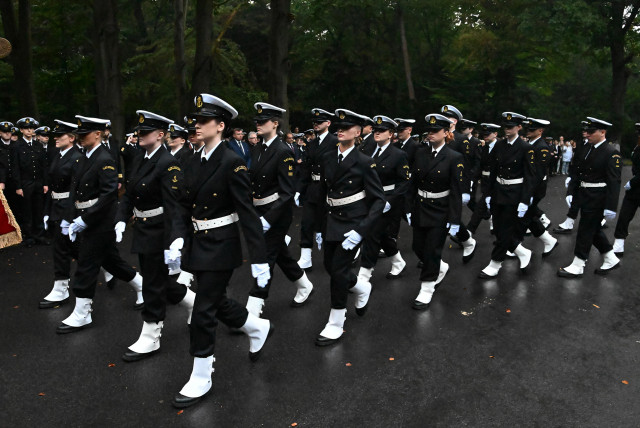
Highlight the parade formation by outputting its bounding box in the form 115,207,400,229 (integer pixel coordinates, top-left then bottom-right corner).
1,95,638,410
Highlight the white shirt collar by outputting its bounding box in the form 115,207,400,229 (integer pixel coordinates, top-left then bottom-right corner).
145,145,163,159
593,139,606,149
170,146,183,156
401,137,410,147
59,147,72,157
318,130,329,143
86,144,100,158
201,142,222,161
431,143,445,155
373,141,391,156
338,144,356,159
2,139,9,145
194,145,204,153
507,136,518,145
23,138,32,144
263,135,278,148
488,139,497,151
529,137,540,145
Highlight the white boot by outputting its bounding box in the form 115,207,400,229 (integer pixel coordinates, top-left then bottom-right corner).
557,217,574,231
540,213,551,229
291,272,314,307
539,231,558,257
413,281,436,308
178,355,215,398
316,308,346,345
239,313,273,361
58,297,93,332
387,252,406,278
40,279,70,308
558,256,586,277
357,266,374,284
179,288,196,324
479,260,502,278
436,261,449,285
297,247,312,270
246,296,265,318
462,234,476,263
101,268,113,283
128,273,144,307
596,250,620,275
350,279,371,316
514,244,532,271
613,238,625,255
124,321,163,361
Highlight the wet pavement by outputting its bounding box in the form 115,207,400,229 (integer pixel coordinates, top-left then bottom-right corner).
2,168,639,427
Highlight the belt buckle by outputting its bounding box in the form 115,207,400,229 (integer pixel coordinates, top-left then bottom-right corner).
327,199,334,207
192,220,199,231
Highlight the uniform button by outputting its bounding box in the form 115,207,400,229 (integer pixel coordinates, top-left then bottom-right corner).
204,230,208,234
193,204,196,208
143,218,147,221
213,193,217,196
204,206,207,209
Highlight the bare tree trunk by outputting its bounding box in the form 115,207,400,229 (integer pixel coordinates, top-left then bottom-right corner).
192,0,213,96
174,0,187,118
268,0,291,132
133,0,147,41
397,4,415,102
0,0,38,116
93,0,123,140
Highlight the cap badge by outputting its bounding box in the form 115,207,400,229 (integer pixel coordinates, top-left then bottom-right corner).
339,112,345,120
77,119,82,127
315,111,320,116
430,116,436,124
196,96,203,108
25,118,30,124
443,106,448,112
139,114,145,124
170,125,175,132
506,114,512,121
257,107,263,114
376,117,382,125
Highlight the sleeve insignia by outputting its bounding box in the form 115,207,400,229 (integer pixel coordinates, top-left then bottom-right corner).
457,163,464,168
283,157,294,163
371,163,376,168
168,166,181,171
172,176,178,183
234,165,247,173
103,165,115,171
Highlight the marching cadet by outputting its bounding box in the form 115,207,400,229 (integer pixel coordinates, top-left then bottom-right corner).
517,118,558,255
358,116,376,154
167,123,191,166
35,126,56,169
357,115,410,290
558,117,622,277
407,114,464,309
120,131,143,188
295,108,338,270
0,121,18,214
174,94,272,408
394,118,420,166
246,102,314,317
479,112,535,279
13,117,48,247
56,115,144,334
439,105,477,262
39,120,83,309
459,119,482,211
184,115,200,154
103,121,123,188
612,122,640,256
114,111,196,362
467,123,500,234
315,109,385,346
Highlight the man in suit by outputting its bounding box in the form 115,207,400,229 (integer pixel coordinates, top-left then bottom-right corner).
612,122,640,256
315,108,385,346
295,108,338,270
36,126,56,170
246,102,314,317
56,115,144,334
558,117,622,277
227,128,251,168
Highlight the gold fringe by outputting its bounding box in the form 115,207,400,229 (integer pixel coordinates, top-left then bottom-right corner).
0,189,22,249
0,230,21,248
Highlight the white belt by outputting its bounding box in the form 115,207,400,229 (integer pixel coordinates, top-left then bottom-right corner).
580,181,606,188
311,174,321,181
134,207,164,218
75,198,98,209
192,213,239,231
327,190,366,207
383,184,396,192
418,189,450,199
51,191,70,200
496,177,524,185
481,171,490,177
253,193,279,206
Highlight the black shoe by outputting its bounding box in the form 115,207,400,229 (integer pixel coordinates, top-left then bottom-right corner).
290,288,314,308
378,250,388,258
386,270,404,279
552,227,572,235
122,348,160,362
249,322,274,362
39,297,68,309
173,392,208,409
133,302,144,310
594,262,620,275
462,247,476,264
315,335,341,346
557,268,582,278
355,302,369,317
412,301,430,310
56,322,90,334
106,277,117,290
478,271,497,279
542,241,559,258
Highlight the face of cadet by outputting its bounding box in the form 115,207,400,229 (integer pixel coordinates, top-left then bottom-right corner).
312,120,329,133
0,131,12,141
427,128,447,145
54,133,75,150
397,127,411,140
138,130,163,150
196,117,225,142
503,125,521,139
586,129,605,144
336,125,361,144
373,129,391,143
255,119,278,137
38,135,49,144
21,128,35,139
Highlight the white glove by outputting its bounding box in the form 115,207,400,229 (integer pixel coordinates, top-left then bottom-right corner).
383,201,391,213
517,202,528,218
625,181,631,191
566,195,573,207
315,232,323,250
604,209,616,221
260,216,271,233
485,196,491,210
251,263,271,288
565,177,571,188
461,193,470,205
68,216,87,242
294,192,301,207
284,235,292,246
406,213,411,225
114,221,126,243
43,215,49,231
449,224,460,236
176,271,194,287
60,220,70,236
342,230,362,250
165,237,183,271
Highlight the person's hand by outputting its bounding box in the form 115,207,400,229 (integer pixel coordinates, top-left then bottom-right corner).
485,196,491,210
604,209,616,221
449,224,460,236
176,271,194,287
383,201,391,213
16,189,23,196
0,182,5,190
406,213,411,225
43,186,48,194
114,221,126,243
68,217,87,242
294,192,301,207
461,193,470,206
260,216,270,233
341,230,362,250
517,202,528,218
251,263,271,288
60,220,70,236
566,195,573,207
624,181,631,191
167,238,183,262
565,177,571,188
43,215,49,231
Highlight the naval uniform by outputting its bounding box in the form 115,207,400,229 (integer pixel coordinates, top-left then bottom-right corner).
614,143,640,240
564,139,590,221
467,140,494,233
447,130,479,242
116,146,189,323
567,140,621,260
0,140,18,213
395,136,420,167
120,141,144,188
358,132,376,155
517,136,551,239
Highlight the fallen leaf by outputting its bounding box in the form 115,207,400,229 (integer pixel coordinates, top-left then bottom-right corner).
622,380,629,385
38,392,45,396
506,309,511,313
177,410,184,415
345,362,352,367
593,304,600,309
489,356,494,358
108,363,115,367
389,357,395,361
12,354,16,357
291,424,298,427
13,306,19,309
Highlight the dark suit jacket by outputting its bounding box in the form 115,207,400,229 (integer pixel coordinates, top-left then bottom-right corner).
395,137,420,167
103,137,122,183
44,147,83,221
449,131,480,193
359,133,376,155
227,138,252,168
172,145,193,167
120,143,144,187
487,136,536,206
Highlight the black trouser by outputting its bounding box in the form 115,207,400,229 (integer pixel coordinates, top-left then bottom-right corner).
412,225,448,282
468,180,479,212
517,197,546,240
387,214,402,240
467,196,490,233
567,201,579,220
190,270,247,357
52,222,78,280
299,198,320,248
361,211,400,269
138,252,188,323
249,226,304,299
72,230,136,299
323,241,359,309
18,181,44,240
574,208,612,260
614,194,640,239
491,203,520,262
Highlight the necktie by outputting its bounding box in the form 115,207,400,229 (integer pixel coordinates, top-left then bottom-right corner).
584,146,593,160
200,156,207,165
338,153,344,164
431,150,436,159
258,143,267,162
373,148,380,159
237,140,244,155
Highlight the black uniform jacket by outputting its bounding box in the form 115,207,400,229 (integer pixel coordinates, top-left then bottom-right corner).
172,145,192,167
120,142,144,188
529,137,552,200
65,144,118,232
487,136,536,206
408,144,464,228
44,147,83,222
358,133,376,155
478,141,494,197
249,137,296,229
395,137,421,167
567,140,621,212
12,137,48,187
297,132,338,203
371,143,410,214
182,144,267,272
318,146,385,241
449,131,480,193
0,141,12,185
116,147,188,254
